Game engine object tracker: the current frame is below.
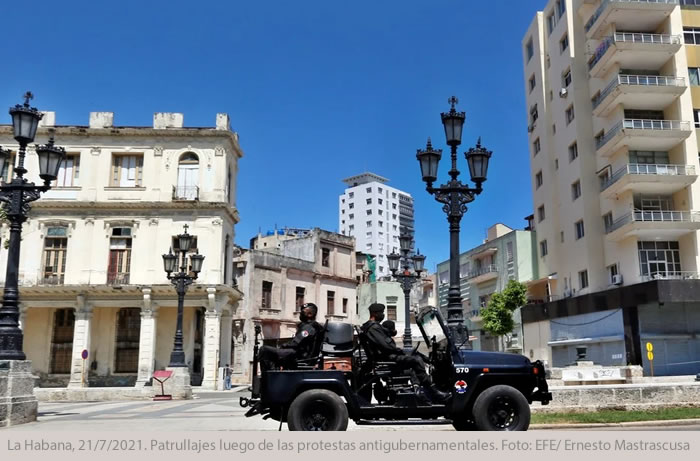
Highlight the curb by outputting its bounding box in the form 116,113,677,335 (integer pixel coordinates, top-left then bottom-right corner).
531,418,700,429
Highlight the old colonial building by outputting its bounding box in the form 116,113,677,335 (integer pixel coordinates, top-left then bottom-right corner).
232,229,356,384
0,110,243,389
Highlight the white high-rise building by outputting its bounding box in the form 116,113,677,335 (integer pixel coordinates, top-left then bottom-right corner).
338,172,414,279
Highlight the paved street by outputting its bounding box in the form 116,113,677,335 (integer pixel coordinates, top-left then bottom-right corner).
4,390,699,432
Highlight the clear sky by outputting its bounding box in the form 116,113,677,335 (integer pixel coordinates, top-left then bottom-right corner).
2,0,541,273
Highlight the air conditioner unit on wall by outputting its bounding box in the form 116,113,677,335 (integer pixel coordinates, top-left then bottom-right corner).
612,274,623,285
559,88,568,98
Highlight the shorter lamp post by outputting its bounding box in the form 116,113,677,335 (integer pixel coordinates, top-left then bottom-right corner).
162,225,205,367
387,234,426,353
0,92,66,360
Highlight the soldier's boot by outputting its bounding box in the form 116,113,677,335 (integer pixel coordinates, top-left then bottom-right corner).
424,384,451,403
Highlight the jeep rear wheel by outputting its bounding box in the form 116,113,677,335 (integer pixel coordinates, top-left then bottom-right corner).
472,385,530,431
287,389,349,431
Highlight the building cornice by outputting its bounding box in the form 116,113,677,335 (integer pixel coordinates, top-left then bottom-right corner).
0,125,244,159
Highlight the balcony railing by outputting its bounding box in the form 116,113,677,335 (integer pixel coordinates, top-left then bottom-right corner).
467,264,498,279
600,163,696,190
588,33,682,70
107,272,131,285
592,74,685,109
37,273,65,286
172,185,199,201
596,119,691,150
585,1,680,33
641,271,700,281
606,209,700,233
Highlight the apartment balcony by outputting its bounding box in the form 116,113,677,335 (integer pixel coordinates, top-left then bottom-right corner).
584,0,679,40
467,264,498,284
471,247,497,260
468,309,483,324
595,119,692,157
172,185,199,201
588,33,682,79
106,272,131,285
600,163,697,198
37,272,65,286
641,270,700,282
605,209,700,241
592,74,686,117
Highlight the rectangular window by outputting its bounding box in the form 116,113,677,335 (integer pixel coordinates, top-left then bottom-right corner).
349,202,354,209
608,264,619,284
1,152,16,182
540,240,548,257
556,0,565,17
114,308,141,373
638,240,681,278
559,33,569,54
533,137,541,155
538,205,545,222
342,298,348,314
684,27,700,45
529,74,536,92
560,231,565,243
322,248,330,267
568,142,578,161
108,227,132,285
565,105,575,125
578,270,589,290
690,67,700,86
571,180,581,201
327,290,335,315
296,287,305,311
535,171,543,188
562,68,571,88
547,12,556,35
387,304,397,321
555,158,559,170
366,187,372,193
575,220,585,239
111,154,143,187
349,192,354,198
55,154,80,187
50,309,75,374
366,198,372,204
42,227,68,285
603,212,613,233
530,104,538,123
348,213,354,219
695,109,700,128
526,38,534,62
262,281,272,309
366,209,372,215
366,221,372,227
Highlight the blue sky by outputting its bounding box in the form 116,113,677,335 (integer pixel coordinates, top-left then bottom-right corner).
2,0,541,273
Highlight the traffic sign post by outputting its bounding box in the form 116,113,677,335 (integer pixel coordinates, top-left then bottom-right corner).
81,349,88,387
646,342,654,377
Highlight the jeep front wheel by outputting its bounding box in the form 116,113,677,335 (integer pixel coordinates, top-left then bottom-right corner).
287,389,349,431
472,385,530,431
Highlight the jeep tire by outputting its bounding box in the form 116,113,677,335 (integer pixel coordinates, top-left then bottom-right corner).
287,389,349,431
472,385,530,431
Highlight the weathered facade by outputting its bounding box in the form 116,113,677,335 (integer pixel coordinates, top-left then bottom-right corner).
231,228,357,383
0,110,243,389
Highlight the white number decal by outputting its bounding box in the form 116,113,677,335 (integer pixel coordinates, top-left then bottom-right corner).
454,367,470,373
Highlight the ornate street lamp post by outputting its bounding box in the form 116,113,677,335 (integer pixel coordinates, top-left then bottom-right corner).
0,92,66,360
162,224,205,367
387,234,426,353
416,96,492,347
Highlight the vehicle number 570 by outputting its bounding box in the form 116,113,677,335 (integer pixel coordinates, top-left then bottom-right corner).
454,367,470,373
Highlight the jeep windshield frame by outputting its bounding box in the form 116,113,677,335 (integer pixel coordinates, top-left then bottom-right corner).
416,306,457,356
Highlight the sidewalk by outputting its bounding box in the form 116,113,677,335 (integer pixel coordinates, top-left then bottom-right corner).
531,418,700,430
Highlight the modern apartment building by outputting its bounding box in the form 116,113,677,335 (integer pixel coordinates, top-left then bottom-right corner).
0,110,242,389
521,0,700,374
338,172,415,279
436,224,538,352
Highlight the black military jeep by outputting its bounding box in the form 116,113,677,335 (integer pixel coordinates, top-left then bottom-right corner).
240,306,552,431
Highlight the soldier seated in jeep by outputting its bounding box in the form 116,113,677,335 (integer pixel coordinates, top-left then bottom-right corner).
258,303,323,371
360,303,450,403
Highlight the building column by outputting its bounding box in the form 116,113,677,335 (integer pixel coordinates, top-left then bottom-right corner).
200,287,222,390
68,295,93,388
135,288,159,387
219,310,233,368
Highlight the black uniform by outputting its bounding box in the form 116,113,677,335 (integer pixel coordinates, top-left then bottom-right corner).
258,320,323,371
360,319,429,385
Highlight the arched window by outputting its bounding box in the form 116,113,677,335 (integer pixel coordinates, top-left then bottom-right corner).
175,152,199,200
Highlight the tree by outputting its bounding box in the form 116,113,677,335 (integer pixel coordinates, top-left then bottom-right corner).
481,279,527,351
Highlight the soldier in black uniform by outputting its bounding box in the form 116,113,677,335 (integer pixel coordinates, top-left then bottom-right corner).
258,303,323,371
361,303,450,403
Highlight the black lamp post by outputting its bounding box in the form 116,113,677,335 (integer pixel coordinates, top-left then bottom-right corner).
0,92,65,360
162,224,204,367
416,96,492,348
387,234,426,353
